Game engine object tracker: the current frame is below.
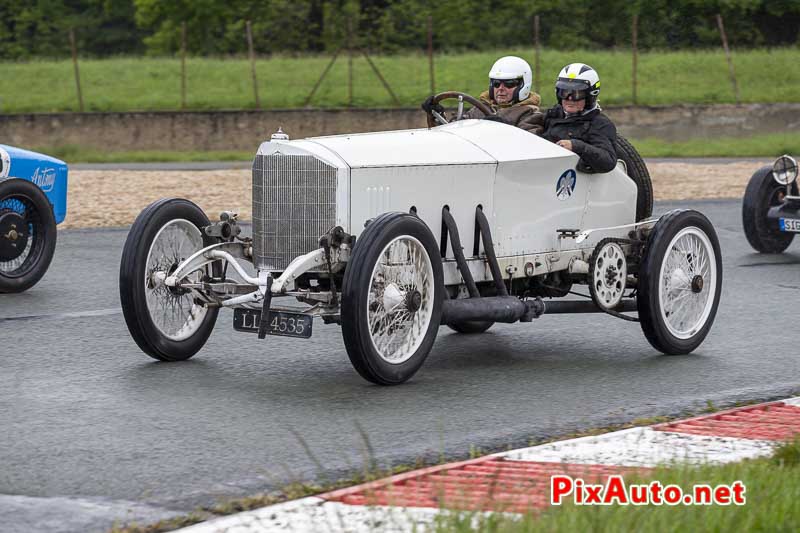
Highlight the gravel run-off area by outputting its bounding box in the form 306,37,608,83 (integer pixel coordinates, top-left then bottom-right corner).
62,162,763,229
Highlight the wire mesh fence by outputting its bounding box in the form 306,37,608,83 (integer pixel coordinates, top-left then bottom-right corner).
2,13,786,114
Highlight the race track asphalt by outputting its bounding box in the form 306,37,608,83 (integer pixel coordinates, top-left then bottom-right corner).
1,198,798,532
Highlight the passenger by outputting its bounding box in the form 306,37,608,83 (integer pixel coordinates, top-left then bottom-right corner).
421,56,544,134
541,63,617,173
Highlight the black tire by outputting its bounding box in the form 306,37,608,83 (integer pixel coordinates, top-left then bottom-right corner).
119,198,219,361
616,135,653,221
341,212,444,385
742,166,795,253
638,209,722,355
0,179,57,293
447,320,494,334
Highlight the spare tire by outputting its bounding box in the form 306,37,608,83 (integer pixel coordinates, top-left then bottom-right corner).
615,135,653,221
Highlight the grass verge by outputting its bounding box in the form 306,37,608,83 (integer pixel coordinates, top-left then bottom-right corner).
39,145,252,164
2,48,800,113
446,437,800,532
632,133,800,158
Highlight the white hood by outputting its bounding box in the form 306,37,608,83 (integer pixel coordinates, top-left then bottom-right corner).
257,119,575,169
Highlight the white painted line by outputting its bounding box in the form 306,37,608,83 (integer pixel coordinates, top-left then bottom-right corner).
782,396,800,407
0,308,120,322
175,498,502,533
496,427,776,467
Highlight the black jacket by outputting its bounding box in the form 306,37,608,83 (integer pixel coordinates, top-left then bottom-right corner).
541,106,617,173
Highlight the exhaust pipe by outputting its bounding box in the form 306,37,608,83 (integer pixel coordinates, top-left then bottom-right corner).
442,296,537,325
441,297,637,325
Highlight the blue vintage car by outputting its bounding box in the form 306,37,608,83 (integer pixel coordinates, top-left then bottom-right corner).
0,144,68,292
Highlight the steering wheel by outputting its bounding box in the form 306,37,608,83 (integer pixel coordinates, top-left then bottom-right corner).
425,91,495,128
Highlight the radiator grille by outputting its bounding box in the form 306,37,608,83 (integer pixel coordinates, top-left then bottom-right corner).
252,153,338,270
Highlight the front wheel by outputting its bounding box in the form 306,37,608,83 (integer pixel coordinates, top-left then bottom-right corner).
638,209,722,355
742,166,795,253
0,179,57,293
341,212,444,385
119,198,219,361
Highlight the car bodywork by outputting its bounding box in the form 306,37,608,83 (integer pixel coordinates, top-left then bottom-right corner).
254,120,637,285
0,144,68,224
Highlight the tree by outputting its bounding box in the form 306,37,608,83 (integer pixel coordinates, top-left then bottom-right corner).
0,0,142,59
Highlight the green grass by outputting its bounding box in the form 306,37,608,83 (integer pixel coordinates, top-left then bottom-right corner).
41,132,799,164
2,48,800,113
436,437,800,532
632,133,800,158
38,145,253,163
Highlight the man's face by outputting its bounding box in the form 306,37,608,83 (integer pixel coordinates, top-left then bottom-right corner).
562,97,586,114
492,79,519,104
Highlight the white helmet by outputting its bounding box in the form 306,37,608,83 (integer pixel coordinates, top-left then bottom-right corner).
488,56,532,103
555,63,600,109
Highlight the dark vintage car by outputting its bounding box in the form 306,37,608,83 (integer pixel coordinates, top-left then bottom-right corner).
0,145,68,292
742,155,799,253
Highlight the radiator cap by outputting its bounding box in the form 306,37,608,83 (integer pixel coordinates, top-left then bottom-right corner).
271,127,289,141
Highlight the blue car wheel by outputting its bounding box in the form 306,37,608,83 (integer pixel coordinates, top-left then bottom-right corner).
0,178,57,293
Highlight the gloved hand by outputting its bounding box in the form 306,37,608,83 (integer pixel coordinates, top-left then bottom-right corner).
421,95,444,114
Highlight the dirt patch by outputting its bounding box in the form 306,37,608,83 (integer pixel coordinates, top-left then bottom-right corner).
61,161,765,229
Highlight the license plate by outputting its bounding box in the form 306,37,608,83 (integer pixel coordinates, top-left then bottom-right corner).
233,308,313,338
779,218,800,233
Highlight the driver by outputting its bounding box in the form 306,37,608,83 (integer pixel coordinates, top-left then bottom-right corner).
540,63,617,173
421,56,544,134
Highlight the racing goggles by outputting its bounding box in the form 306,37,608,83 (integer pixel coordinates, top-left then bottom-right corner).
491,78,521,89
557,88,589,101
556,78,591,101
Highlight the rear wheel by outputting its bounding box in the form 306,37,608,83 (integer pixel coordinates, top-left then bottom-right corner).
638,209,722,355
119,198,219,361
742,166,795,253
0,179,57,293
616,135,653,221
341,212,443,385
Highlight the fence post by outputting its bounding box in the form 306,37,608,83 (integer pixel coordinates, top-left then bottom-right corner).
631,14,638,105
347,18,354,107
69,29,84,112
715,13,740,104
246,20,261,109
180,22,187,110
427,15,435,94
533,15,541,95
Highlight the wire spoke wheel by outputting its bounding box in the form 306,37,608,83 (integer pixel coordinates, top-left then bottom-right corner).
341,212,443,385
0,179,57,293
120,198,219,362
659,228,716,339
144,219,209,341
638,209,722,355
366,235,434,364
0,197,36,273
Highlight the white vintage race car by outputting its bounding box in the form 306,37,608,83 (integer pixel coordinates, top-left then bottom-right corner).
119,93,723,385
